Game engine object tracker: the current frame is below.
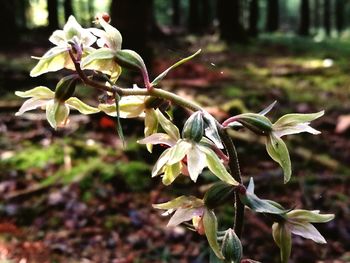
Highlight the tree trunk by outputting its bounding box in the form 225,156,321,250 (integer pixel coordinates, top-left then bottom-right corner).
172,0,181,26
249,0,259,37
0,1,19,47
217,0,246,43
299,0,310,35
16,0,29,30
314,0,320,31
110,0,153,67
202,0,212,30
266,0,279,32
188,0,201,33
47,0,59,30
335,0,344,34
323,0,331,36
64,0,74,21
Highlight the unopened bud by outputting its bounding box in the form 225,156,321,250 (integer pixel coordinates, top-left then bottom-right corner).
236,113,272,135
115,49,147,73
221,228,243,263
54,75,78,102
204,182,234,209
182,111,204,142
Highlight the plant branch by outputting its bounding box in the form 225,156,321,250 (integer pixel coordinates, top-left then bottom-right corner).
217,125,244,238
69,50,202,112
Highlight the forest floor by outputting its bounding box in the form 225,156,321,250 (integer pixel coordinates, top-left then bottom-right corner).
0,35,350,263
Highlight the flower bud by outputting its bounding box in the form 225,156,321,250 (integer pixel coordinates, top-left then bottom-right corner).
221,228,243,263
115,49,147,73
235,113,273,135
182,111,204,142
204,182,234,209
54,75,78,102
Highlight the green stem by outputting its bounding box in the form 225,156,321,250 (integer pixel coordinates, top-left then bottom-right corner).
218,126,244,238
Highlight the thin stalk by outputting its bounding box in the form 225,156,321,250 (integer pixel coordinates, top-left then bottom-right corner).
218,125,244,238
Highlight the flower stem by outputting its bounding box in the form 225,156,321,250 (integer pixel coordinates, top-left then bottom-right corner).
217,125,244,238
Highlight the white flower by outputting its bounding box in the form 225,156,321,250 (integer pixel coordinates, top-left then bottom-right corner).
272,209,334,263
15,86,99,129
30,16,96,77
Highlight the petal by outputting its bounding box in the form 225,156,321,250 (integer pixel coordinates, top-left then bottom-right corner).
167,207,201,227
81,29,97,47
15,86,54,99
199,145,239,186
152,148,171,177
274,123,321,137
187,143,206,182
155,109,180,141
144,109,159,152
15,98,48,116
63,15,83,40
81,48,115,68
202,111,224,149
167,140,191,165
162,162,182,185
137,133,176,147
66,97,100,114
153,196,192,210
49,30,66,46
30,49,68,77
266,134,291,183
96,14,122,51
287,210,334,223
274,111,324,128
289,222,327,244
272,222,292,263
203,209,224,259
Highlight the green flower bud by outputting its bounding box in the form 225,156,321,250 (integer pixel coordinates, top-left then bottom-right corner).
54,75,78,102
236,113,273,135
221,228,243,263
182,111,204,142
204,182,234,209
115,49,147,73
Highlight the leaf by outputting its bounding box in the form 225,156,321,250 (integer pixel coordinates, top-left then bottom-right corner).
199,146,239,186
266,134,291,183
151,49,201,86
115,93,125,147
272,222,292,263
203,209,224,260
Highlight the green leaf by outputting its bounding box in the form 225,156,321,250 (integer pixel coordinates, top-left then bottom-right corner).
155,109,180,141
266,134,291,183
239,178,288,215
115,93,125,147
151,49,201,86
65,97,100,114
203,209,224,260
272,222,292,263
199,146,239,186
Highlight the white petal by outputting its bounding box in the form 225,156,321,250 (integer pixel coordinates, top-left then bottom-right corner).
167,140,192,165
15,98,48,116
289,222,327,244
138,133,176,147
49,30,66,46
167,208,201,227
187,144,206,182
152,148,171,177
274,123,321,137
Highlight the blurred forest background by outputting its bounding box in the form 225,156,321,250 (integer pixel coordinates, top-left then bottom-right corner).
0,0,350,262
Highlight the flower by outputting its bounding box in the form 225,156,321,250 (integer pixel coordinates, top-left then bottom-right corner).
223,105,324,183
154,195,225,259
82,13,123,82
138,110,238,186
98,85,158,151
30,16,96,77
15,86,99,129
272,209,334,263
153,195,205,231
